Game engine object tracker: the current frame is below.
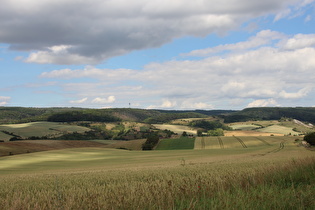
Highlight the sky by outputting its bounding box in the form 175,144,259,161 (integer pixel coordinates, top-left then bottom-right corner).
1,0,315,110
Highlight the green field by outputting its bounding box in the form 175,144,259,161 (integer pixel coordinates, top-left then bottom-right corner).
0,121,90,139
155,137,195,150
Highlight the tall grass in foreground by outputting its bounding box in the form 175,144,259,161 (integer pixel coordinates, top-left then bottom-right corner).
0,157,314,209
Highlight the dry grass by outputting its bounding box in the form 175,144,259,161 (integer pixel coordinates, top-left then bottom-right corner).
153,124,197,135
225,130,284,136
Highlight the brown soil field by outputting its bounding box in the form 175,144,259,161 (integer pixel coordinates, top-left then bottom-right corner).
0,140,105,157
224,130,284,136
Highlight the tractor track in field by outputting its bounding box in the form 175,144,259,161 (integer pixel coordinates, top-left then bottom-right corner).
233,136,247,148
217,137,224,149
201,137,206,149
253,141,285,157
254,137,272,146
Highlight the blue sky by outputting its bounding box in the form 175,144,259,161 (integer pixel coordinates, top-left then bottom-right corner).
1,0,315,110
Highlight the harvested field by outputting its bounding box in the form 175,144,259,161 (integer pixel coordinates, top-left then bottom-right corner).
153,124,197,135
224,130,283,136
257,125,300,135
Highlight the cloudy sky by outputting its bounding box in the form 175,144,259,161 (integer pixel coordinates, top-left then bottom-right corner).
1,0,315,110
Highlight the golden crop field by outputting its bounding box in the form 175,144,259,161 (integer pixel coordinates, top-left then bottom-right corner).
0,137,314,209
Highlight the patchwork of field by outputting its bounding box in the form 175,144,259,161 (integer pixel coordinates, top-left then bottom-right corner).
153,124,197,135
224,130,284,136
0,122,90,141
0,140,106,157
256,124,300,135
194,136,302,150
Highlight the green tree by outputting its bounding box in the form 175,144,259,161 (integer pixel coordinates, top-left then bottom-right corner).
208,128,224,136
304,132,315,145
142,132,159,150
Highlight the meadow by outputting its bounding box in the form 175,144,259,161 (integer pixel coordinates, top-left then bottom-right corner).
0,122,90,140
0,137,314,209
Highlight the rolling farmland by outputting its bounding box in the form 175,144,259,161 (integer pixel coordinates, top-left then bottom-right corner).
194,136,301,150
0,122,90,140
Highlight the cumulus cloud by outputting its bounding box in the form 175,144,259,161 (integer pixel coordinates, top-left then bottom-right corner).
92,96,116,104
69,97,88,104
39,30,315,109
183,30,285,57
246,99,280,108
0,0,310,65
0,96,11,106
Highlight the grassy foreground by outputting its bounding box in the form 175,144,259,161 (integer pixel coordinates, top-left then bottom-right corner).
0,142,314,209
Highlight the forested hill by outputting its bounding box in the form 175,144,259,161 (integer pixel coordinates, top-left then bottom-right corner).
2,106,314,125
222,107,315,123
0,107,235,124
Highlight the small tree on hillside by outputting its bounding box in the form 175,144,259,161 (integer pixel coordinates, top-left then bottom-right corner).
304,132,315,145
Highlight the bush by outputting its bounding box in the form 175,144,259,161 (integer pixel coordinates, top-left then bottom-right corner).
304,132,315,145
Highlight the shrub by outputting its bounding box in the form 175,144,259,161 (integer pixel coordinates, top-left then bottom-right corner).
304,132,315,145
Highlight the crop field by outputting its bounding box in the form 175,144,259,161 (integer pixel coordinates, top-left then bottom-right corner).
153,124,197,135
229,124,261,130
0,140,314,209
155,137,195,150
0,121,90,139
195,136,302,150
0,140,105,157
256,124,300,135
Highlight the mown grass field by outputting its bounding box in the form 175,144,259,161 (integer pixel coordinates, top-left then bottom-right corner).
0,122,90,140
0,141,314,209
256,124,300,135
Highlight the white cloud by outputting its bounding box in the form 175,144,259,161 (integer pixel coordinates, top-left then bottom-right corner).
182,30,286,57
39,30,315,109
0,96,10,106
69,97,88,104
278,34,315,50
305,15,312,22
279,87,311,99
0,0,308,65
92,96,116,104
247,99,280,108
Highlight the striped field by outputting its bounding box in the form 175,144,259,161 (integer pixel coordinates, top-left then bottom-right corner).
194,136,302,150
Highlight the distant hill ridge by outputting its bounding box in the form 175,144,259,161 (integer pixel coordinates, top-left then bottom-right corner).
222,107,315,124
1,106,315,124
